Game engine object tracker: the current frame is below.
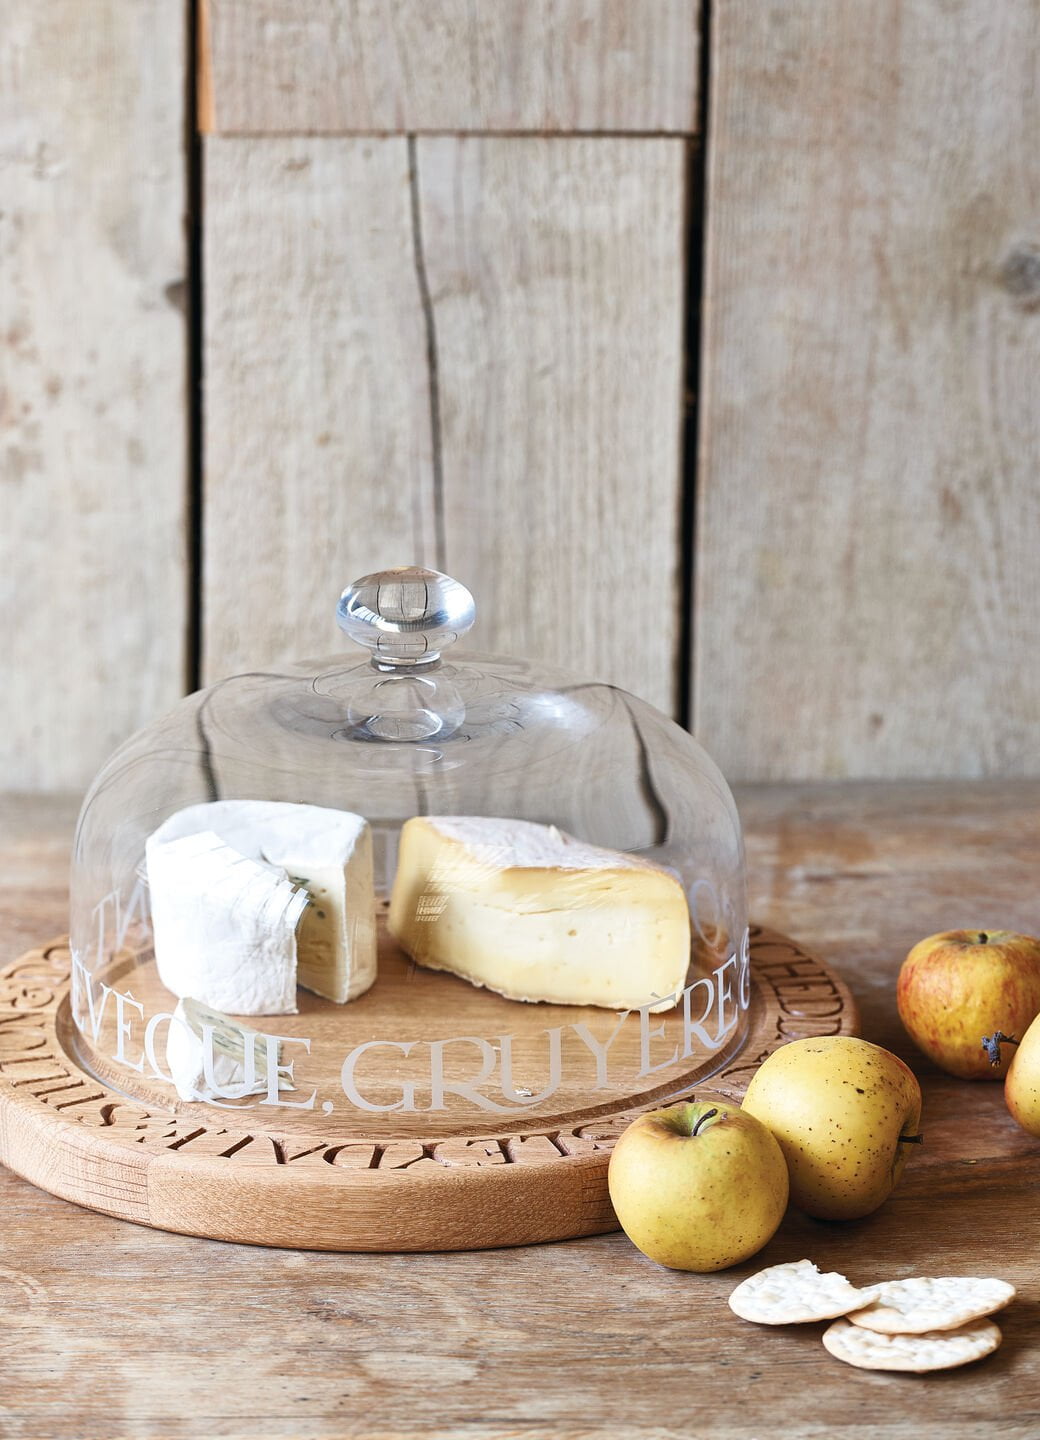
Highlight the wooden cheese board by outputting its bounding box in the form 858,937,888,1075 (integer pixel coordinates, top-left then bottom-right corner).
0,926,856,1251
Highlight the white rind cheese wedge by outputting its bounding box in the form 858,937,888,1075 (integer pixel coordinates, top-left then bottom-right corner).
147,831,308,1014
166,996,294,1102
147,801,377,1013
388,816,691,1011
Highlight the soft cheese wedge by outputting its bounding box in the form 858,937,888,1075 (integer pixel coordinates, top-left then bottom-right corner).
146,835,308,1013
147,831,308,1013
388,816,691,1011
166,995,294,1102
147,801,377,1013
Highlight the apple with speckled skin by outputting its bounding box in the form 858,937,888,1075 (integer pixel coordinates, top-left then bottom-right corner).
897,930,1040,1079
985,1015,1040,1137
1005,1013,1040,1136
741,1036,923,1221
607,1100,789,1272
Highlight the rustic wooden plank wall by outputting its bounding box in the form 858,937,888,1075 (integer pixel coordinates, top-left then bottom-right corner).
202,137,439,676
201,0,700,135
0,2,188,791
200,0,698,712
7,0,1040,792
694,0,1040,780
420,136,687,712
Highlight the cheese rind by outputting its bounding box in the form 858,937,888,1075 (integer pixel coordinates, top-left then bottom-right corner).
147,831,307,1014
166,996,294,1102
147,801,377,1012
388,816,691,1011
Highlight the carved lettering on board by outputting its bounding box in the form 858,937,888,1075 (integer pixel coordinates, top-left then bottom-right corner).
0,934,853,1172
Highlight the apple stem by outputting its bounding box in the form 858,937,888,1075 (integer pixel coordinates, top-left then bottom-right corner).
898,1133,924,1144
691,1108,719,1137
981,1031,1020,1067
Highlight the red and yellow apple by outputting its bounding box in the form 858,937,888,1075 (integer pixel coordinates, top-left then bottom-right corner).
741,1036,923,1220
897,930,1040,1079
607,1100,789,1272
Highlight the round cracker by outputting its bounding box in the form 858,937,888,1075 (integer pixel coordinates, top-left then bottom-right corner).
729,1259,879,1325
847,1276,1015,1334
822,1317,1001,1373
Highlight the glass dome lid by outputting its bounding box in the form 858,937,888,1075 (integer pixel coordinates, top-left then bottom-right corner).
68,567,749,1133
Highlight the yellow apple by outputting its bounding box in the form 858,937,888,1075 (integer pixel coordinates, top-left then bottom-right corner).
607,1100,789,1272
741,1036,923,1220
984,1016,1040,1137
897,930,1040,1079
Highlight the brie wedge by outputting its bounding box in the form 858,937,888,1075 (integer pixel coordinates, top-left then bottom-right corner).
147,801,377,1014
388,816,691,1011
147,830,307,1014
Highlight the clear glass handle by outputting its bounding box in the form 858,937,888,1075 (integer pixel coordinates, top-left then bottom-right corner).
337,567,475,670
334,567,475,740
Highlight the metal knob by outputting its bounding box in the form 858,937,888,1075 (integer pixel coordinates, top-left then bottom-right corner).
337,567,476,671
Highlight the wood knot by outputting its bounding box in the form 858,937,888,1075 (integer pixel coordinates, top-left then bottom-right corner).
998,244,1040,309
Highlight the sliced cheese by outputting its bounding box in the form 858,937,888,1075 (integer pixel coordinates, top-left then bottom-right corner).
147,801,377,1012
166,996,294,1102
388,816,691,1011
147,831,307,1014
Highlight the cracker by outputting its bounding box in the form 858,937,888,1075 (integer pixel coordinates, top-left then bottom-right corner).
847,1277,1015,1334
822,1317,1001,1372
729,1260,879,1325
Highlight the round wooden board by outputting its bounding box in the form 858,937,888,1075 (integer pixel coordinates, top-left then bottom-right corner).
0,929,857,1252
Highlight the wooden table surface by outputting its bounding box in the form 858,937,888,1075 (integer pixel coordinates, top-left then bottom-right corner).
1,782,1038,1439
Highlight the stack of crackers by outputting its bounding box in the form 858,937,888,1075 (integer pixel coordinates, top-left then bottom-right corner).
729,1260,1014,1373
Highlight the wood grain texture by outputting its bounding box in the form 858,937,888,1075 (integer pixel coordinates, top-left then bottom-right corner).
0,3,188,790
736,777,1040,1174
695,0,1040,781
419,136,688,712
203,136,688,712
0,794,77,967
0,930,852,1251
1,783,1038,1436
75,913,765,1145
201,138,438,680
202,0,700,136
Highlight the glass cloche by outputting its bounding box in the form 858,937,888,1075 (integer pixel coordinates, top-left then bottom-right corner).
68,568,749,1134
